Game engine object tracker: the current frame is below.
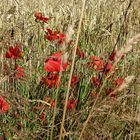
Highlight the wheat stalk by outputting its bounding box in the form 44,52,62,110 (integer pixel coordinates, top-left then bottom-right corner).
59,0,86,139
114,33,140,64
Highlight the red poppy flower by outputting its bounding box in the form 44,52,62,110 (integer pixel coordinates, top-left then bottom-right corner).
0,96,9,114
104,63,113,75
44,28,59,42
34,11,49,23
113,78,124,86
59,33,65,40
41,73,59,88
57,33,66,44
91,76,100,87
67,100,78,109
90,56,101,61
94,60,104,71
44,52,68,72
71,75,79,86
34,11,43,20
44,29,66,44
15,65,25,79
5,50,12,58
41,17,49,23
5,46,21,59
88,56,104,70
76,47,86,59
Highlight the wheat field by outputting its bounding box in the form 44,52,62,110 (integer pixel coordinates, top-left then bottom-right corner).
0,0,140,140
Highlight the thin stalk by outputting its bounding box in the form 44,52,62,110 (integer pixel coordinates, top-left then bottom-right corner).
59,0,86,139
79,77,107,139
50,71,62,140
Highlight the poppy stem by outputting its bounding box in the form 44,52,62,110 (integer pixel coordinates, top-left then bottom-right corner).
13,59,17,91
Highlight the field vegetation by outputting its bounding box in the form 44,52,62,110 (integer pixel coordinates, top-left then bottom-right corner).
0,0,140,139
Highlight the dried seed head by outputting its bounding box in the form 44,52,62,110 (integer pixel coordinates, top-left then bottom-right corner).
115,34,140,62
65,25,74,44
61,25,74,62
62,52,68,64
110,75,135,95
124,75,135,85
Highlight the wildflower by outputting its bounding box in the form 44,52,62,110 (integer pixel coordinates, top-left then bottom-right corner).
44,28,66,44
113,78,124,86
88,56,104,70
34,11,49,23
44,28,59,42
104,63,113,75
15,65,25,79
34,11,43,20
71,75,79,86
57,33,66,44
44,52,68,72
67,100,78,109
91,76,100,87
0,96,9,114
5,46,21,59
41,73,59,88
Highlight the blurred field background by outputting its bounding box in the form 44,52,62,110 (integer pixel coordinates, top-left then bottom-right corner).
0,0,140,139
